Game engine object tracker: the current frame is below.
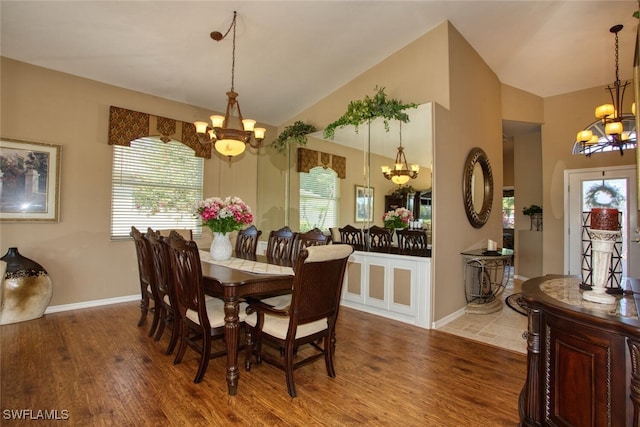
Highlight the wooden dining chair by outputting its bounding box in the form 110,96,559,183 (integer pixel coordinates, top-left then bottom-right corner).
396,228,429,256
157,229,193,240
166,231,248,383
338,225,364,251
291,227,329,263
146,228,180,355
130,226,160,337
265,226,297,261
235,225,262,256
244,244,354,397
368,225,392,252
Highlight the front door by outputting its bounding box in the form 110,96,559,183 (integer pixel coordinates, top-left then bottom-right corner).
565,166,638,280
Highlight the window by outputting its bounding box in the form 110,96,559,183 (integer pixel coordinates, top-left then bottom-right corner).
502,189,514,229
299,166,339,232
111,137,203,239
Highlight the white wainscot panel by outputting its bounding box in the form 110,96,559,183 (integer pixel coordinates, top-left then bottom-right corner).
341,251,431,329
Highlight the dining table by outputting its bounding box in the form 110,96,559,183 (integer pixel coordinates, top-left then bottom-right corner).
199,250,294,395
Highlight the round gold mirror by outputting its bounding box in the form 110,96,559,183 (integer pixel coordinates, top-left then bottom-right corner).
463,147,493,228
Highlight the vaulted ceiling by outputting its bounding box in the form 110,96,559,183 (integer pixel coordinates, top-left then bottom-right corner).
2,1,638,127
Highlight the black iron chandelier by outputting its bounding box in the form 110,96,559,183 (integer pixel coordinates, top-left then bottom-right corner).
573,24,637,156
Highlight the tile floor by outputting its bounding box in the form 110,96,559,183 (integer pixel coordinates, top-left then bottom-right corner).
439,275,528,354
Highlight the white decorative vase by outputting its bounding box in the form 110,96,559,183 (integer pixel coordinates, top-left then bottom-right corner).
583,229,618,304
210,232,232,261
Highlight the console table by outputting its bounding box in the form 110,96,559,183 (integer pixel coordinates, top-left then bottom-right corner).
519,275,640,426
460,248,513,314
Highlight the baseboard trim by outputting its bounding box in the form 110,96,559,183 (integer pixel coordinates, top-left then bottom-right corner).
432,306,466,329
45,294,139,314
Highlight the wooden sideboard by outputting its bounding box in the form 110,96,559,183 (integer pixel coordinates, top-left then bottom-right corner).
519,275,640,426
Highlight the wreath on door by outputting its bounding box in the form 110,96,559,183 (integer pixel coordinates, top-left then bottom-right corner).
583,183,625,208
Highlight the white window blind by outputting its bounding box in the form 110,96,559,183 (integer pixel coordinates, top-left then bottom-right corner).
111,137,203,239
299,166,339,232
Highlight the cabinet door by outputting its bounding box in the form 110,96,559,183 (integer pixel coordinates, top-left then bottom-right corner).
544,313,627,426
384,195,404,212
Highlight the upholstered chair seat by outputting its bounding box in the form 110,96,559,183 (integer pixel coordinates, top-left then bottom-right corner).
185,298,248,328
247,313,327,340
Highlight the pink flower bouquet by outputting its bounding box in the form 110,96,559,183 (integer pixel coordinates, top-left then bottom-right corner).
195,196,253,234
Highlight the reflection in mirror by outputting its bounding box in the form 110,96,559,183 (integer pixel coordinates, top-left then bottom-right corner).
258,103,433,253
472,161,484,213
463,147,493,228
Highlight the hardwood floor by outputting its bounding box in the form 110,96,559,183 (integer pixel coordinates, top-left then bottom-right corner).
1,302,526,426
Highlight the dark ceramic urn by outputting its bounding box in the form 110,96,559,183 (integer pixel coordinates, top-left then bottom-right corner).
0,247,53,324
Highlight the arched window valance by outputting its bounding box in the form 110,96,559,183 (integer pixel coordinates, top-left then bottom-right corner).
108,106,211,159
297,147,346,179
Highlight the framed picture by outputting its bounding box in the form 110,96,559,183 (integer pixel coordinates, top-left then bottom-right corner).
355,185,374,222
0,138,61,222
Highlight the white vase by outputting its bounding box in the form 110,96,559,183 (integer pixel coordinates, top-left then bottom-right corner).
583,229,618,304
210,232,232,261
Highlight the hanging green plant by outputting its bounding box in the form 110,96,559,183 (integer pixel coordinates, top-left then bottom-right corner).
392,185,416,196
323,86,418,140
270,120,317,154
522,205,543,216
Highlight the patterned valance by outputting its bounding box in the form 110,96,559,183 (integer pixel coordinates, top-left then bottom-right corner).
108,106,211,159
297,147,346,179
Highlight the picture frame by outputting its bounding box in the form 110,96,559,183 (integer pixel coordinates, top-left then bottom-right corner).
0,138,61,222
355,185,374,222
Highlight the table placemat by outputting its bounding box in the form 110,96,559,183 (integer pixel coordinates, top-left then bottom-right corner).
200,250,294,276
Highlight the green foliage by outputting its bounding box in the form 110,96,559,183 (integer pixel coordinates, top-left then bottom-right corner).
0,154,24,184
271,121,317,154
502,196,515,210
323,86,418,140
133,187,196,215
392,185,416,196
131,140,201,216
522,205,543,216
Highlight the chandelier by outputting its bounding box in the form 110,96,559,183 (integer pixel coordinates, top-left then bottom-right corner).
573,24,637,156
381,122,419,185
194,11,265,159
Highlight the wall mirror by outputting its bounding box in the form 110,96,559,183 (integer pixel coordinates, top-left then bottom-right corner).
257,103,434,251
463,147,493,228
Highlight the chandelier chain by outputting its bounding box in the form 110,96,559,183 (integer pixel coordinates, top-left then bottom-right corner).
572,23,637,156
194,11,266,159
614,27,620,84
231,11,236,92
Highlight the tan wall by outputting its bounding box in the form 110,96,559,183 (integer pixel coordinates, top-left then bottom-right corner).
281,23,451,130
256,143,290,232
542,86,635,274
513,129,542,277
432,24,504,320
0,57,275,306
502,84,544,124
503,138,514,188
